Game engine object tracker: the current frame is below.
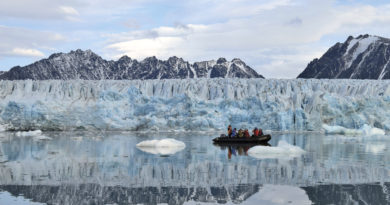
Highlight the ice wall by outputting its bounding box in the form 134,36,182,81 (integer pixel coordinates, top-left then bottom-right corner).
0,79,390,131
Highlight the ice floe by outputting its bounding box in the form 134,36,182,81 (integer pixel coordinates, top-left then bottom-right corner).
33,135,52,141
136,138,186,155
365,144,387,154
248,140,305,160
16,130,43,137
323,124,385,135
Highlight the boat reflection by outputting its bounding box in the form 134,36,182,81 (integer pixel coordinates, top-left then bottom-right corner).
213,143,271,159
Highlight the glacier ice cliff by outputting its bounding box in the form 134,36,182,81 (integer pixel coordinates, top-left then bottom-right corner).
0,79,390,131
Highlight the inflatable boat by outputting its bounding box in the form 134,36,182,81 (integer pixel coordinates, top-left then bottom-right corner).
212,134,271,144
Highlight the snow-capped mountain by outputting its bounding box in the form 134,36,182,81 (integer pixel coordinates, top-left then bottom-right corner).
0,49,263,80
298,34,390,79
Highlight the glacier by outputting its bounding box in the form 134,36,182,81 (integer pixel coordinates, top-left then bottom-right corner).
0,78,390,131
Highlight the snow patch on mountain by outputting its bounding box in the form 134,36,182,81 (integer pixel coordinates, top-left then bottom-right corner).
344,36,379,69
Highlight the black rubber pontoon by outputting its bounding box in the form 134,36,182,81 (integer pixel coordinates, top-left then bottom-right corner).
212,134,271,144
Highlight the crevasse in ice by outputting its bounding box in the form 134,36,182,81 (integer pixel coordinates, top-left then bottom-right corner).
0,78,389,131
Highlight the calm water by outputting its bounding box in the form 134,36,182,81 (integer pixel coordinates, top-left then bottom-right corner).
0,131,389,205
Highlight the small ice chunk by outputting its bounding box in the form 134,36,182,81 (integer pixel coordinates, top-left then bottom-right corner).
33,135,52,141
365,144,386,154
248,140,305,160
71,136,83,141
16,130,42,137
136,138,186,155
360,124,385,135
322,124,385,135
0,125,7,132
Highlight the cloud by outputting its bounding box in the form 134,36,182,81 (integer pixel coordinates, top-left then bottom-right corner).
104,0,390,78
0,0,82,20
9,48,45,57
0,25,64,58
286,17,303,26
2,0,390,78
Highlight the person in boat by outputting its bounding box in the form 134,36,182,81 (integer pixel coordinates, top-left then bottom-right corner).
259,128,263,136
238,129,244,138
252,127,259,137
227,125,232,137
244,129,250,138
232,128,237,137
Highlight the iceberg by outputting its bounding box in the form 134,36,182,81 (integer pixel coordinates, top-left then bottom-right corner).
322,124,385,135
16,130,42,137
247,140,305,160
33,135,52,141
136,138,186,155
0,79,389,132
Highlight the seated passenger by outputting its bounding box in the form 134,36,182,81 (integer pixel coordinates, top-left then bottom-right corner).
253,128,259,137
244,129,250,138
238,129,244,138
259,129,263,136
232,128,237,137
227,125,232,137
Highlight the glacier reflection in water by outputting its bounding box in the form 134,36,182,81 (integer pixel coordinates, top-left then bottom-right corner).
0,132,389,204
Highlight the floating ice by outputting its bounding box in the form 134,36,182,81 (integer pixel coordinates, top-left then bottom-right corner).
16,130,42,137
136,138,186,155
71,136,83,141
33,135,52,141
248,140,305,159
0,124,7,132
365,144,386,154
323,124,385,135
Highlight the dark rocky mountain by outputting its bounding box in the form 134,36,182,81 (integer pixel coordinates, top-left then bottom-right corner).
0,49,263,80
298,34,390,79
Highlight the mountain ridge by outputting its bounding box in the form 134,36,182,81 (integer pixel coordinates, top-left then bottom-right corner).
298,34,390,79
0,49,264,80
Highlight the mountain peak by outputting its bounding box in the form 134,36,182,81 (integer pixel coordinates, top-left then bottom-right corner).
356,34,371,39
118,55,131,61
217,57,227,64
143,56,158,62
232,58,244,64
298,34,390,79
70,49,96,56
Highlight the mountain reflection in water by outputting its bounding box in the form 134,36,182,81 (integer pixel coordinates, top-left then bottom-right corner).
0,131,389,204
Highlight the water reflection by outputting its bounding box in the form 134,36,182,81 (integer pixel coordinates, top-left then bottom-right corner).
0,184,261,205
0,131,389,204
213,143,270,159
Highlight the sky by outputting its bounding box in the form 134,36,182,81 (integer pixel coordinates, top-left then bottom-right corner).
0,0,390,78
